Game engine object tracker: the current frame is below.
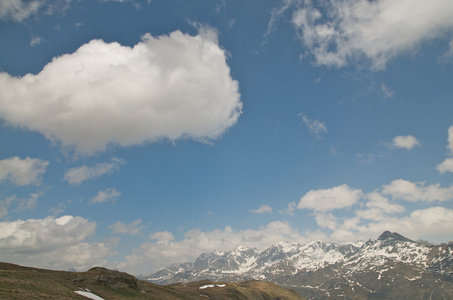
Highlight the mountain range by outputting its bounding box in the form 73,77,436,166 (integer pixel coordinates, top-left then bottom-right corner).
143,231,453,299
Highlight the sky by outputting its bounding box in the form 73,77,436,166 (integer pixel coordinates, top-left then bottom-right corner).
0,0,453,275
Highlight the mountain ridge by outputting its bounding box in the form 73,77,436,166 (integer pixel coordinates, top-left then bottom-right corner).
144,231,453,299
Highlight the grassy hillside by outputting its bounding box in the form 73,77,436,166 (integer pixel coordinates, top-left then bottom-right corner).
0,262,304,300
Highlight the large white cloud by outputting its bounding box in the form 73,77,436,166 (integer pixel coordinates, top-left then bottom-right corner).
291,0,453,69
298,184,363,212
0,29,242,155
0,215,114,270
0,156,48,186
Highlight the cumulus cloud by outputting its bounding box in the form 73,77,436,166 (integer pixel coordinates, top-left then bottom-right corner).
91,187,121,204
437,125,453,173
382,179,453,202
251,204,272,214
64,158,124,185
117,221,315,273
392,135,420,150
298,184,363,212
298,113,327,138
291,0,453,69
0,215,114,270
109,219,143,235
0,29,242,155
0,156,48,186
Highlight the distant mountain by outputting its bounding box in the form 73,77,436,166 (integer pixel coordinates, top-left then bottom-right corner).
0,262,304,299
143,231,453,299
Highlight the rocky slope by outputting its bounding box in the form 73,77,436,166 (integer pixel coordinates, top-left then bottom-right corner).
144,231,453,299
0,262,304,299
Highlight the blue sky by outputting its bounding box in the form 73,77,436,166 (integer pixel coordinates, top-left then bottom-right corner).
1,0,453,275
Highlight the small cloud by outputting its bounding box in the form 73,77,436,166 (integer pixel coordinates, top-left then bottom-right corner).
90,187,121,204
437,158,453,174
251,204,272,214
30,36,43,47
109,219,143,235
298,113,327,138
0,156,49,186
298,184,363,212
381,84,394,99
356,153,374,164
437,125,453,173
392,135,420,150
64,158,124,185
75,22,83,28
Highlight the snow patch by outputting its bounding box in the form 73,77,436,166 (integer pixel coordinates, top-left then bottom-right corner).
199,284,215,289
74,289,105,300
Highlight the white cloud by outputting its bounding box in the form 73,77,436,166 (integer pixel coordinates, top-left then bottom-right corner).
314,212,338,230
291,0,453,69
30,36,43,47
392,135,420,150
0,156,48,186
0,0,71,22
109,219,143,235
329,206,453,243
150,231,175,241
0,215,114,271
298,113,327,138
365,191,404,214
251,204,272,214
382,179,453,202
64,158,124,185
298,184,363,212
117,221,315,274
0,29,242,155
91,187,121,204
437,158,453,174
437,125,453,173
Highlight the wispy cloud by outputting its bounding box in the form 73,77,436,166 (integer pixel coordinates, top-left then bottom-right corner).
109,219,143,235
91,187,121,204
64,158,124,185
298,113,327,138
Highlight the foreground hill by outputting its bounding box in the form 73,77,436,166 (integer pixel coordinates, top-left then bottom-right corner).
0,262,303,299
144,231,453,299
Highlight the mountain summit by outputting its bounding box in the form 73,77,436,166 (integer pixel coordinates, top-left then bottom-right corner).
144,231,453,299
378,230,414,243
